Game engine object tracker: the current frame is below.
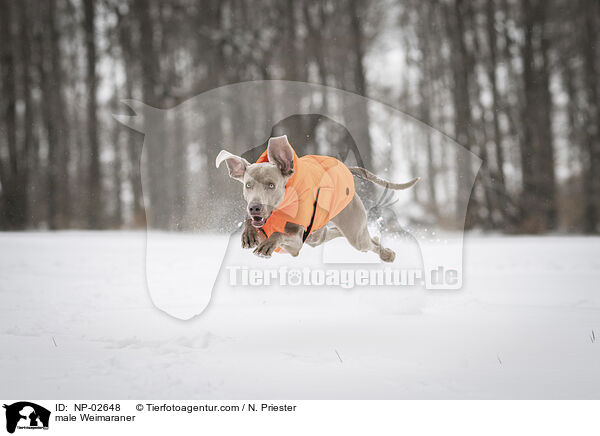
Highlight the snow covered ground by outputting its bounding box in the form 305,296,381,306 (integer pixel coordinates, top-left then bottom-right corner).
1,231,599,399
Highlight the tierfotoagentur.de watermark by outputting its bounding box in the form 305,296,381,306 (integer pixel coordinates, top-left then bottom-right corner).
227,266,459,289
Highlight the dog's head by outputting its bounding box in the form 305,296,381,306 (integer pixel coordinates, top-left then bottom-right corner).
216,135,295,228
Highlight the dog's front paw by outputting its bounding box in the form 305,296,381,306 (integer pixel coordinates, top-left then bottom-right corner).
253,239,278,258
379,247,396,263
242,224,264,249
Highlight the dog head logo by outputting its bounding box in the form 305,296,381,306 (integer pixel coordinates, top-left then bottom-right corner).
114,80,480,320
3,402,50,434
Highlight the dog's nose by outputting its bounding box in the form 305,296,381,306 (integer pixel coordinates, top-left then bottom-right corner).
248,202,263,215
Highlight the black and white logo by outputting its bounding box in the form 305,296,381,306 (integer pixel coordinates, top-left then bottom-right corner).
3,402,50,434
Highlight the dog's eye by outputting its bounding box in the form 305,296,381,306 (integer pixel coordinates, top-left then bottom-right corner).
245,182,251,189
268,183,275,189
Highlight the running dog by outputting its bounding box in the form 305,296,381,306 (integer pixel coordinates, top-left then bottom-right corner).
216,135,418,262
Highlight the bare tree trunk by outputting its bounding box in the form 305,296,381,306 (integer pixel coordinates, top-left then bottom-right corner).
39,0,70,228
466,0,495,229
303,2,330,111
346,0,373,172
54,3,70,227
0,0,17,180
84,0,102,228
446,0,475,227
282,0,298,81
171,114,187,230
416,3,438,216
520,0,557,232
201,0,225,230
116,7,144,226
18,0,34,228
135,0,170,229
485,0,507,218
520,0,539,230
581,0,600,233
110,93,123,228
45,1,58,229
500,0,525,186
0,0,26,229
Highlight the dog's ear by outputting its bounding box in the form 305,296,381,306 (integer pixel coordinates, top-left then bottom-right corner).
215,150,249,182
267,135,294,177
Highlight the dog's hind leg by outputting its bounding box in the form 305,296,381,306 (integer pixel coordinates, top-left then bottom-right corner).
305,225,343,247
331,194,396,262
370,235,395,263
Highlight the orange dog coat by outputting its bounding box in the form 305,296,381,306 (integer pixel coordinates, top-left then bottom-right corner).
256,145,355,251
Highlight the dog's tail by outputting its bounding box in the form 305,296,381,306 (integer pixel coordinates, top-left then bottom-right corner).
348,167,419,190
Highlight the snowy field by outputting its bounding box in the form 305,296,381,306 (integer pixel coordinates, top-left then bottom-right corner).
1,231,599,399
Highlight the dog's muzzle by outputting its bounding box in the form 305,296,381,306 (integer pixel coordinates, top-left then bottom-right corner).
250,215,267,227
